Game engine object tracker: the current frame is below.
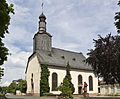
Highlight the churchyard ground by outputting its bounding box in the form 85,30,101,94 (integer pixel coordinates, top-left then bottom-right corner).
5,95,120,99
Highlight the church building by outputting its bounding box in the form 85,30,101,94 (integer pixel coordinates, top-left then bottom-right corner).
25,13,98,96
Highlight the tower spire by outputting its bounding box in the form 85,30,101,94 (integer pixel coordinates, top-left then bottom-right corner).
41,0,44,13
39,1,46,33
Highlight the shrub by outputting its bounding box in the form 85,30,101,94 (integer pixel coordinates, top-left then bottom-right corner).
58,62,74,99
40,64,50,96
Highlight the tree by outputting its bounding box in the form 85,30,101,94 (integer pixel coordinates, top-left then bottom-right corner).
0,68,4,80
58,78,73,99
0,0,14,80
17,79,27,93
115,0,120,33
58,62,74,99
8,79,27,94
40,64,50,96
86,0,120,84
65,62,75,94
8,82,17,94
0,86,8,94
86,34,120,84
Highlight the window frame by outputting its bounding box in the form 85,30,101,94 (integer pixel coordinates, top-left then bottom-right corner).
52,72,58,91
78,75,82,85
89,76,93,91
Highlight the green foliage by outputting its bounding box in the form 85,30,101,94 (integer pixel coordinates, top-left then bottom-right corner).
17,79,27,93
0,86,8,94
40,64,50,96
8,82,17,94
0,68,4,81
58,62,74,99
114,0,120,33
86,34,120,84
107,93,120,96
43,92,53,95
0,0,14,80
65,62,75,94
8,79,27,94
58,78,73,99
86,0,120,84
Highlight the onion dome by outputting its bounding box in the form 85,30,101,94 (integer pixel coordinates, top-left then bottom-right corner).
39,13,46,20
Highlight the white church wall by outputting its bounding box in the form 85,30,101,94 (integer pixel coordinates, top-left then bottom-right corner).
48,67,98,95
26,56,41,95
49,67,66,94
71,69,98,94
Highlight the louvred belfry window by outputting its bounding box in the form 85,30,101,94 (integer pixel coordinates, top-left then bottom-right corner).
52,73,58,91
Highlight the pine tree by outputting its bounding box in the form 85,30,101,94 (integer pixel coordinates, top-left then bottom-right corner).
65,62,75,94
58,62,74,99
58,78,73,99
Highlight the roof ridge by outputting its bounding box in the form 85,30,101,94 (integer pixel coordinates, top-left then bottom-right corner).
52,47,83,55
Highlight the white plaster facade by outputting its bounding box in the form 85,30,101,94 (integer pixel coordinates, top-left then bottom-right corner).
49,67,98,94
26,56,41,95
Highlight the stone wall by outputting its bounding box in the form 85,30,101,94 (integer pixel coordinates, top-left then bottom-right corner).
100,84,120,95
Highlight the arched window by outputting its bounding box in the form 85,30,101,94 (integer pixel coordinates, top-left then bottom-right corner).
78,75,82,85
52,73,58,91
32,73,33,78
89,76,93,91
31,73,34,93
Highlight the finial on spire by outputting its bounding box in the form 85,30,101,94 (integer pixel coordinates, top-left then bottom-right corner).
39,0,46,20
41,0,44,13
39,0,46,33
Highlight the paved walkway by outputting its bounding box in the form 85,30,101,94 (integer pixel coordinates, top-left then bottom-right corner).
6,95,57,99
5,95,120,99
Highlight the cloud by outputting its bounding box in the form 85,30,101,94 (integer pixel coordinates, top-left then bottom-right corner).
47,0,118,56
0,81,10,87
4,51,31,68
1,0,118,85
1,0,33,85
0,51,31,85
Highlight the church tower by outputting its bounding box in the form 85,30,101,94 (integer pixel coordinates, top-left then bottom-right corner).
33,13,52,52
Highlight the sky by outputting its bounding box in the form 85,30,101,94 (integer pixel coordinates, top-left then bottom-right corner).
0,0,119,86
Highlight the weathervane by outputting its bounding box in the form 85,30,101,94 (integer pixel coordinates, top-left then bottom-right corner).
41,0,44,13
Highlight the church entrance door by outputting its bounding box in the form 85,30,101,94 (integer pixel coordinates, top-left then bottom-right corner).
31,83,34,94
78,87,82,94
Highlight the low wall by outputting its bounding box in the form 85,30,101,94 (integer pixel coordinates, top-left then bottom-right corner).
0,95,7,99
